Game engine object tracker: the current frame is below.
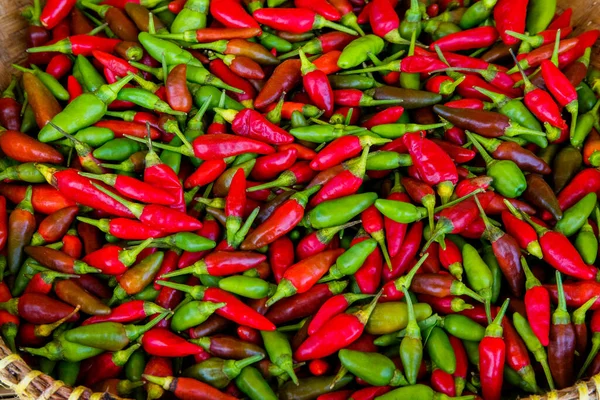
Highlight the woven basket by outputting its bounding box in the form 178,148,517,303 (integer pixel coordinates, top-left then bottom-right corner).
1,0,600,399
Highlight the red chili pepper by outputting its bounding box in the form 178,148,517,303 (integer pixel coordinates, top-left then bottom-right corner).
479,299,509,400
295,0,341,21
294,293,381,361
61,228,82,259
501,211,542,258
143,375,236,400
438,238,463,280
384,177,410,258
313,50,343,75
507,201,598,281
28,34,121,56
253,8,356,35
269,236,295,284
95,121,161,140
77,216,166,240
431,368,455,397
144,357,173,400
403,131,458,203
215,109,293,145
362,106,405,129
40,0,76,29
67,75,83,102
210,0,260,29
209,60,256,106
46,54,72,79
430,26,499,52
503,318,537,389
24,270,78,295
384,221,423,281
142,328,210,358
493,0,527,45
296,221,357,260
309,148,369,207
541,58,578,132
299,50,335,117
350,386,392,400
240,186,319,250
0,293,79,324
370,0,404,43
417,294,473,314
81,172,176,206
548,8,573,29
251,149,298,182
82,300,166,326
93,50,138,77
267,248,344,306
352,230,384,295
308,293,372,335
178,217,221,269
183,159,227,189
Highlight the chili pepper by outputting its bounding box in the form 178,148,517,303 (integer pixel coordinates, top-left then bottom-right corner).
576,217,598,265
183,353,264,389
0,292,79,324
430,26,499,52
305,192,378,229
518,256,550,348
25,206,75,248
54,278,111,315
79,172,176,206
548,272,576,389
338,349,407,386
82,301,166,326
6,186,36,275
479,299,510,400
507,201,598,281
23,268,78,295
320,238,377,282
526,0,556,34
253,8,357,36
255,59,301,109
27,33,120,56
157,280,275,331
24,332,105,362
555,192,597,237
144,374,237,400
510,37,579,73
572,295,598,368
0,77,22,131
493,0,527,45
23,246,98,275
191,39,280,66
294,292,381,361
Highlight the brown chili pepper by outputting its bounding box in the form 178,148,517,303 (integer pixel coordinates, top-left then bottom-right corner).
7,186,36,275
166,64,193,113
30,205,78,246
54,279,111,316
191,334,267,360
0,131,64,164
24,246,99,275
22,72,62,129
255,59,302,109
124,2,167,33
522,174,562,221
552,146,582,193
548,272,576,389
188,315,232,339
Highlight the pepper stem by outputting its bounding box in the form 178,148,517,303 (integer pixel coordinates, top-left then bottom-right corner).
553,271,571,325
314,15,359,36
433,188,484,213
485,298,509,338
155,280,206,300
119,238,154,266
124,134,195,157
579,333,600,380
231,207,260,249
142,375,173,390
76,217,110,233
464,131,495,167
126,311,171,341
353,290,382,326
35,306,81,337
394,253,429,291
89,181,144,218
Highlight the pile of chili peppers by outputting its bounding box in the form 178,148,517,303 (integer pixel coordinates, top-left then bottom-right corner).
1,0,600,399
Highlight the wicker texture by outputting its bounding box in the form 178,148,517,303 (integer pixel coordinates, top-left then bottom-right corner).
0,0,600,399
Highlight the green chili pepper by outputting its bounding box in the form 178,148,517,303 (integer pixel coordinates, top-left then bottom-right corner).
63,313,168,351
513,312,555,390
338,35,385,69
555,192,597,237
465,131,526,198
338,349,408,386
462,243,494,323
130,285,160,302
278,374,353,400
366,151,414,170
442,315,486,341
139,32,203,67
482,245,502,304
459,0,495,29
261,330,298,385
38,76,133,142
578,82,597,114
75,55,106,93
57,127,115,148
20,104,37,133
571,99,600,148
24,333,104,362
427,327,456,374
374,199,427,223
235,366,278,400
432,22,462,41
171,301,225,332
371,123,447,139
218,276,275,299
526,0,556,34
290,123,365,143
191,85,244,111
575,220,598,264
93,138,142,161
125,349,146,382
0,162,46,183
366,302,433,335
377,383,474,400
170,0,208,33
319,238,377,282
328,75,377,90
260,31,293,53
399,286,422,385
57,361,80,386
183,355,264,388
305,192,378,229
